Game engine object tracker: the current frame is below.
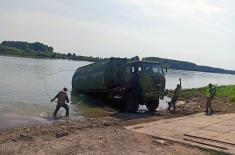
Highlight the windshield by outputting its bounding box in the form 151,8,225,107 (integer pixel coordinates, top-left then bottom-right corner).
125,63,164,75
145,64,164,75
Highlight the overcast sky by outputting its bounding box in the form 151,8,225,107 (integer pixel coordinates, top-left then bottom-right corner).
0,0,234,69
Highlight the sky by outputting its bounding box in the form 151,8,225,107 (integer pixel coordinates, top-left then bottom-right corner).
0,0,234,70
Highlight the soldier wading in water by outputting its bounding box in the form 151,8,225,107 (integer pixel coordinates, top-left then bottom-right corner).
51,87,69,117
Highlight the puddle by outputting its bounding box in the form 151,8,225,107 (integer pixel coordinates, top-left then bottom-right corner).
72,94,171,118
71,94,117,118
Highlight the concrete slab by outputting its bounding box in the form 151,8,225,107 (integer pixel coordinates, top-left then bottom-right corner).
214,133,235,145
126,113,235,154
186,130,221,139
219,119,235,127
204,124,235,133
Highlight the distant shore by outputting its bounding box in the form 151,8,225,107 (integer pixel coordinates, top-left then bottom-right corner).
0,50,101,62
144,57,235,75
0,53,96,62
1,40,235,75
0,41,104,62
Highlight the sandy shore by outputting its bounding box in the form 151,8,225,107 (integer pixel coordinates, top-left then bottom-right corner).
0,96,234,155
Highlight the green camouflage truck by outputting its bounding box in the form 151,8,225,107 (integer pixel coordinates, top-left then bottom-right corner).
72,58,168,112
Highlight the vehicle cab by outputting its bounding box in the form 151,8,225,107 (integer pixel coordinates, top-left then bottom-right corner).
122,60,167,111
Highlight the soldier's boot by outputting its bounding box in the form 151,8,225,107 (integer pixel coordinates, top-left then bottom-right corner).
173,103,176,112
210,110,214,114
53,105,61,117
168,102,171,111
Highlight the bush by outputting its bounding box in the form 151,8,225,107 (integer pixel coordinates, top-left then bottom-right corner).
180,85,235,102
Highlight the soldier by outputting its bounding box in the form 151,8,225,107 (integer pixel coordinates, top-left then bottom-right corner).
168,78,181,112
51,87,69,117
205,84,216,114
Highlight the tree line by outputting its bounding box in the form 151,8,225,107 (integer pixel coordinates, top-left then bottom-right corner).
0,41,103,62
143,57,235,75
1,41,234,75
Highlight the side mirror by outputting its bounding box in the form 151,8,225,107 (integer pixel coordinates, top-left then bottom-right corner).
163,89,168,97
164,67,168,74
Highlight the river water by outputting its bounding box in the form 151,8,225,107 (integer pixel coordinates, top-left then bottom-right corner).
0,56,235,128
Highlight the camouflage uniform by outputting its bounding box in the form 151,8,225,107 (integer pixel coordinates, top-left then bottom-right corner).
205,84,216,114
51,90,69,117
168,85,181,111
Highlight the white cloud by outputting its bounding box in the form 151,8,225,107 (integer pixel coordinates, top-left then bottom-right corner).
115,0,225,22
160,0,224,21
0,0,234,69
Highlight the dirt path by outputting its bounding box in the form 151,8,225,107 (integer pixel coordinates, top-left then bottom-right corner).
0,97,234,155
0,118,211,155
0,112,216,155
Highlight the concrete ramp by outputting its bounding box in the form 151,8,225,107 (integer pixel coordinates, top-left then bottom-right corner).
125,113,235,154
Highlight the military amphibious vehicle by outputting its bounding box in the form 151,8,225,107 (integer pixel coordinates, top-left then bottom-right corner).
72,58,168,112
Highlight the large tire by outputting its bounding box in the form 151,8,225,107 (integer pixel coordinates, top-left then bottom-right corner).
146,99,159,112
123,92,139,113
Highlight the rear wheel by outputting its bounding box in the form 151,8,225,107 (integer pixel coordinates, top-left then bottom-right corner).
123,92,139,113
146,99,159,112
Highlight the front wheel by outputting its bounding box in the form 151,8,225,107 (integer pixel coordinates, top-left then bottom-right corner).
146,99,159,112
123,92,139,113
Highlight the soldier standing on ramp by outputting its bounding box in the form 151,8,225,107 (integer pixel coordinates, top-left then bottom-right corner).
205,84,216,114
51,87,69,117
168,78,182,112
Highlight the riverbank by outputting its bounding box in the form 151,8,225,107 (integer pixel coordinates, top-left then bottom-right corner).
1,86,235,155
0,52,99,62
0,111,212,155
176,85,235,115
0,43,101,62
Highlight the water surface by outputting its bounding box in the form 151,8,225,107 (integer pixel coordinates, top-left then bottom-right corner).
0,56,235,128
0,56,90,128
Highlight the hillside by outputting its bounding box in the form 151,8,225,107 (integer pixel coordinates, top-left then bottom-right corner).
143,57,235,75
0,41,102,62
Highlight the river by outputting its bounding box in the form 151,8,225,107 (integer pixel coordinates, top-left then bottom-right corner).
0,56,235,128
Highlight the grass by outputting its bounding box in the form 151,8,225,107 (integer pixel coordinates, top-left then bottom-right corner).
216,85,235,102
180,85,235,102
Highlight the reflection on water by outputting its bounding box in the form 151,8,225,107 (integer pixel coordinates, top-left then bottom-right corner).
72,94,117,118
71,94,170,118
0,56,235,128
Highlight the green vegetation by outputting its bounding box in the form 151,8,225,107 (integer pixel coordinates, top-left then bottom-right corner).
0,43,53,58
2,41,53,53
180,85,235,102
0,41,104,62
216,85,235,102
143,57,235,75
179,87,207,100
